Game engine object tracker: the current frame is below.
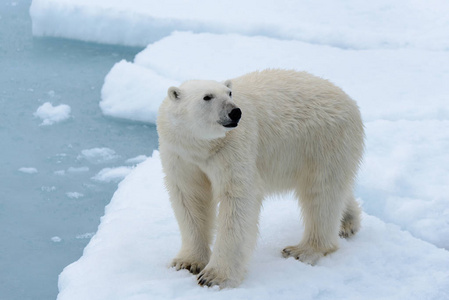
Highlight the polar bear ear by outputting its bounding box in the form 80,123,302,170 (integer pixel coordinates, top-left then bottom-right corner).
224,79,232,89
167,86,181,101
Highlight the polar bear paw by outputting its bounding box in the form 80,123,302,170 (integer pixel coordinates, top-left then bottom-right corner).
282,244,336,265
339,212,361,239
171,258,207,275
197,267,239,288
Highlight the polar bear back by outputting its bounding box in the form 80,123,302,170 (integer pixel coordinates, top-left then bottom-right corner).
230,69,364,193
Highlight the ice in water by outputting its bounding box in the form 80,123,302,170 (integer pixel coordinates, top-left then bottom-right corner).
0,2,157,299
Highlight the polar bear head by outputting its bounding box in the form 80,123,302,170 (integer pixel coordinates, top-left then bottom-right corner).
165,79,241,140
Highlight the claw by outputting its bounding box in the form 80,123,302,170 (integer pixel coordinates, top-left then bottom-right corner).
196,267,231,288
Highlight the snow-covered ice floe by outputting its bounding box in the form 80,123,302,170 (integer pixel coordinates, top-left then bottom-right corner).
98,32,449,249
100,61,179,124
29,0,449,298
360,120,449,248
101,32,449,124
57,152,449,300
30,0,449,50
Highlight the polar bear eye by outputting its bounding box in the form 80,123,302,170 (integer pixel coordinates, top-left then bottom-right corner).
203,95,213,101
229,91,232,97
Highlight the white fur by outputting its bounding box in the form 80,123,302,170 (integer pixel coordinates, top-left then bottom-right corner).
157,69,364,288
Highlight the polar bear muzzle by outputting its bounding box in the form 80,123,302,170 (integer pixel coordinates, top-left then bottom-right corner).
223,107,242,128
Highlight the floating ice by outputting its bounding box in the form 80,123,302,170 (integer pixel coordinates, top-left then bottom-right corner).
75,233,95,240
106,32,449,124
125,155,148,165
34,102,71,126
92,166,133,183
29,0,449,298
51,236,62,243
100,60,179,123
96,32,449,249
30,0,449,50
18,167,38,174
359,119,449,248
66,192,84,199
80,148,119,164
41,186,56,192
57,152,449,300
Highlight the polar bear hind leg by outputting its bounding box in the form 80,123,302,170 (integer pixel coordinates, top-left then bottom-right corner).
282,183,346,264
339,195,361,238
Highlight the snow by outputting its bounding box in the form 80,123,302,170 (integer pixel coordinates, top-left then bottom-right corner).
33,102,71,126
18,167,38,174
79,148,119,164
66,192,84,199
125,155,148,165
75,232,95,240
97,32,449,249
100,60,179,123
41,186,56,192
359,120,449,248
92,166,134,183
57,152,449,300
51,236,62,243
26,0,449,298
108,32,449,123
30,0,449,50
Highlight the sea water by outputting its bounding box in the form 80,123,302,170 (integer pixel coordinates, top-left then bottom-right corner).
0,1,158,299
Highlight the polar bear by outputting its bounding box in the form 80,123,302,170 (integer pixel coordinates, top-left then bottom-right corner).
157,69,364,288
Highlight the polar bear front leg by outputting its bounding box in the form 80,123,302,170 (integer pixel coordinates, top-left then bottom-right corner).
164,157,215,275
197,179,262,288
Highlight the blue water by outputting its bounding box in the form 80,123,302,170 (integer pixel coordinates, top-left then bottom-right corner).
0,1,158,299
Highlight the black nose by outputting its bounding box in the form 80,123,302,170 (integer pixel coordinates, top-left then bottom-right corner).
228,108,242,121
